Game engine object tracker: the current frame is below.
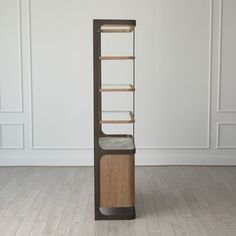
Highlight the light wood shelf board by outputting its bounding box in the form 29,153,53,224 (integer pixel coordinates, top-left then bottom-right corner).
100,24,134,33
99,56,135,60
99,84,135,92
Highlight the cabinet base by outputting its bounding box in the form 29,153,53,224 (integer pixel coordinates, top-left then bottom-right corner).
95,207,136,220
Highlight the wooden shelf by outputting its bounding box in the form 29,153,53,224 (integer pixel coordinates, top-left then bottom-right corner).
99,56,135,60
100,84,135,92
100,25,134,33
100,111,135,124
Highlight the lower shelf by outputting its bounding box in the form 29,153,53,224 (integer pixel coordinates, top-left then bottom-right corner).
99,136,135,150
96,207,135,220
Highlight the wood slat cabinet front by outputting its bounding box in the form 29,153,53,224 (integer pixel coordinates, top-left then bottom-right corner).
100,154,135,208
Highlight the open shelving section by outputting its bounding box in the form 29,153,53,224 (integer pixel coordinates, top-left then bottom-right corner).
94,19,136,220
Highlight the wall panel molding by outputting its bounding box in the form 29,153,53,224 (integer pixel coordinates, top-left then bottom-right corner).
217,122,236,149
0,123,24,150
0,0,24,113
217,0,223,112
148,0,213,149
217,0,236,113
28,0,90,150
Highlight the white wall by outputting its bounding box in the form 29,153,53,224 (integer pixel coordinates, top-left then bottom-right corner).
0,0,236,166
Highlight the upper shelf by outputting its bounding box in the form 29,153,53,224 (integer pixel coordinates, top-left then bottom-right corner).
99,56,135,60
100,24,134,33
100,84,135,92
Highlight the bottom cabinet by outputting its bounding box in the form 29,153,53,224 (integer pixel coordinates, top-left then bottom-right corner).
100,154,135,208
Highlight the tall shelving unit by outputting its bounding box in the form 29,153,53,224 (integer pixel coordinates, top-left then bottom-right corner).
93,19,136,220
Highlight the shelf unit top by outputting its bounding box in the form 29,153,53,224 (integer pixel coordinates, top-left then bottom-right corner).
100,111,135,124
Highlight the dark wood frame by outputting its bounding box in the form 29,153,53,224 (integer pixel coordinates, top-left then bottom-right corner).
93,19,136,220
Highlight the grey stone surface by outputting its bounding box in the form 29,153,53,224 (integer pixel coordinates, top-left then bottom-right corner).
99,136,135,150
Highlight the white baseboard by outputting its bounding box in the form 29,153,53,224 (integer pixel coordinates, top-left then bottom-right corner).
136,155,236,166
0,155,93,166
0,152,236,166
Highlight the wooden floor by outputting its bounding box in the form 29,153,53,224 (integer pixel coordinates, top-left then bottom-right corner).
0,167,236,235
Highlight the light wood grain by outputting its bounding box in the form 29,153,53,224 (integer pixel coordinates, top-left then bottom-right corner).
99,56,135,60
0,166,235,235
100,155,135,208
99,84,135,92
100,25,134,33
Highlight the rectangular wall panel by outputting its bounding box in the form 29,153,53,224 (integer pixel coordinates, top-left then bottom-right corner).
217,123,236,148
0,124,24,149
136,0,212,148
218,0,236,112
0,0,23,112
30,0,92,148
